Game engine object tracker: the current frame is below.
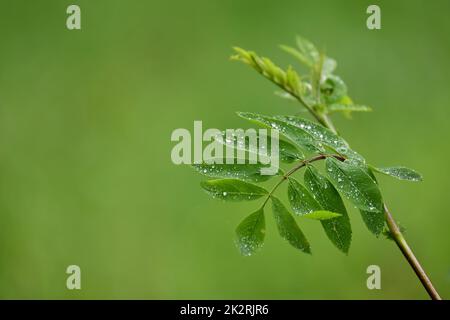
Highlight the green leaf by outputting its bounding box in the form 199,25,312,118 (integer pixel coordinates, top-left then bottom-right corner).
302,211,342,220
275,115,364,162
230,47,254,65
286,66,302,95
271,196,311,254
237,112,323,153
279,45,311,67
200,179,268,201
288,178,342,220
214,130,304,163
328,104,372,113
359,209,385,236
295,36,320,65
231,48,286,86
260,57,286,85
231,47,263,73
371,166,423,182
311,53,324,96
193,161,279,183
337,95,354,105
322,57,337,76
288,178,322,215
325,158,385,235
280,36,324,69
359,166,385,236
235,208,265,256
278,140,304,163
304,166,352,253
326,158,383,212
274,90,297,101
320,75,347,104
327,96,371,118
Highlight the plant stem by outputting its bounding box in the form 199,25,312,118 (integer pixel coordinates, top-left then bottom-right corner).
320,114,338,135
260,154,345,209
316,110,442,300
384,204,442,300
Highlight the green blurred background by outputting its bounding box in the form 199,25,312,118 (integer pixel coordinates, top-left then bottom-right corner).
0,0,449,299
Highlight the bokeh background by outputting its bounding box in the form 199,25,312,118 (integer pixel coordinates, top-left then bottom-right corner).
0,0,449,299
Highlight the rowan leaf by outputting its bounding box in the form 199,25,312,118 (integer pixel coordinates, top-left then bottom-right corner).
237,112,323,153
320,75,348,104
359,165,385,236
302,211,342,220
288,178,322,215
271,196,311,254
326,158,383,212
200,179,268,201
214,130,304,163
285,66,302,94
328,104,372,113
359,209,385,236
322,57,337,76
193,161,279,182
304,166,352,253
279,45,311,67
295,36,320,66
371,166,423,182
235,208,265,256
231,48,287,86
275,115,364,162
